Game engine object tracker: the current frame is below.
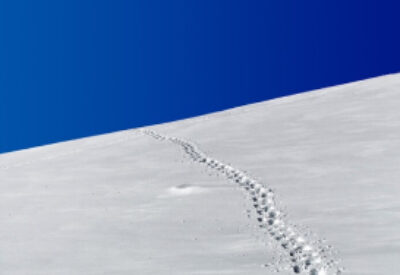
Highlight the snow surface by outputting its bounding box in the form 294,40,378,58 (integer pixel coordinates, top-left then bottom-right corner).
2,74,400,274
143,129,339,275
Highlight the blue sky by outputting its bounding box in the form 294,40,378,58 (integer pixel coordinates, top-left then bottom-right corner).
1,1,399,153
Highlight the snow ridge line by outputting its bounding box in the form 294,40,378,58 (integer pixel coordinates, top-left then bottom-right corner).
0,132,137,171
143,129,342,275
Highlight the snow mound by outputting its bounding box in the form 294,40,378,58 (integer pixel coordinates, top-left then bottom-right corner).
166,184,207,196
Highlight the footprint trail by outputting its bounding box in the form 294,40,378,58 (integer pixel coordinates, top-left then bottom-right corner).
143,129,343,275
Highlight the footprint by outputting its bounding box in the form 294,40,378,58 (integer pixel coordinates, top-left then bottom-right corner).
143,129,342,275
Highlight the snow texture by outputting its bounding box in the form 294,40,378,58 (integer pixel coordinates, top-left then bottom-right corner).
143,129,342,275
1,73,400,274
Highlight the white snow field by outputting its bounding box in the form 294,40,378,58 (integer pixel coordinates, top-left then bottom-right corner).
1,74,400,275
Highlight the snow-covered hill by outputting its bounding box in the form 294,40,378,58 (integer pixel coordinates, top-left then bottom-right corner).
1,74,400,274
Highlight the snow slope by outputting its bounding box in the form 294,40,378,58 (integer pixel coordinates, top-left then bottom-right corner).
143,129,339,275
1,74,400,274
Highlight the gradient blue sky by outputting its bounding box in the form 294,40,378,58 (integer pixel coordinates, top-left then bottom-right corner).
1,1,399,153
